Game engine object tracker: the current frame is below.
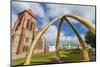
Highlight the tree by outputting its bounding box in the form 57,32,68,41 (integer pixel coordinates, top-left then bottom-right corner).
85,31,96,48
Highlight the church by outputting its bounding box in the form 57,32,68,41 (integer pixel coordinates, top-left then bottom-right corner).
12,9,49,59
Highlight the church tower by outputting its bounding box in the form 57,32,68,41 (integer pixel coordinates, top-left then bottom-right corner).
12,9,36,54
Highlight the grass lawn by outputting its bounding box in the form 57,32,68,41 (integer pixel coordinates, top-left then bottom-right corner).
12,50,94,66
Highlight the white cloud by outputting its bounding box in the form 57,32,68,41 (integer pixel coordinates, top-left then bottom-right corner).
60,31,85,45
60,31,69,41
66,34,85,44
40,17,50,27
49,46,56,52
71,35,79,44
60,31,76,42
83,7,95,22
12,1,45,18
46,4,95,22
46,4,72,18
30,3,45,18
44,25,57,44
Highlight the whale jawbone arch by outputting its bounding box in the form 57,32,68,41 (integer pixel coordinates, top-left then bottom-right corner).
24,14,95,65
63,16,90,61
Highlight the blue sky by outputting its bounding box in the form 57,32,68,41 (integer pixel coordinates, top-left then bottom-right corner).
12,1,96,47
